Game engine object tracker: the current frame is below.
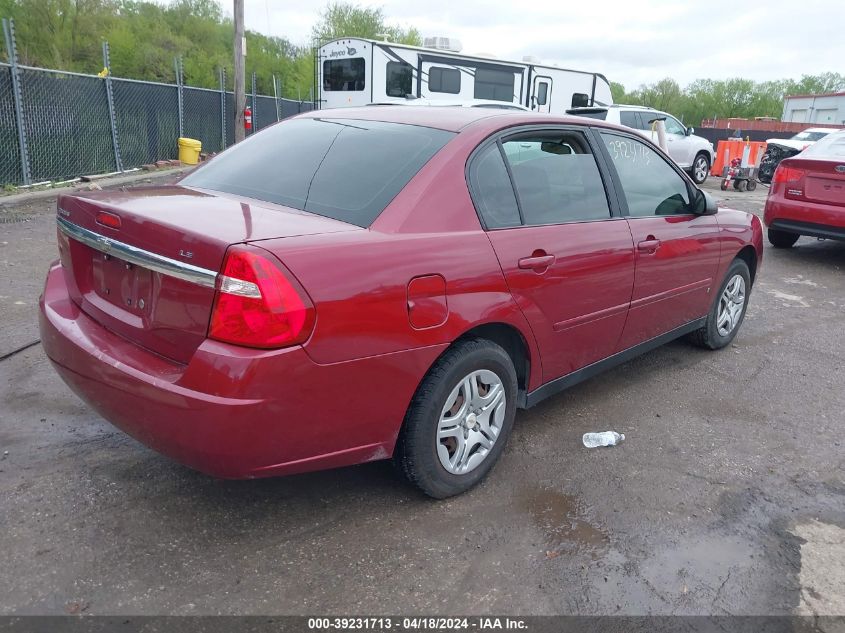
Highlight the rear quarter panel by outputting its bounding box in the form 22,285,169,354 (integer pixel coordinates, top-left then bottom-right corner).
253,121,544,389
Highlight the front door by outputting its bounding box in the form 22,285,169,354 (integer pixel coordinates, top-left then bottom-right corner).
661,113,694,168
468,128,635,383
532,76,552,113
597,131,721,351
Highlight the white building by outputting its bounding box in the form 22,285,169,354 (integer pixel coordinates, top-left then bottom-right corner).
782,92,845,125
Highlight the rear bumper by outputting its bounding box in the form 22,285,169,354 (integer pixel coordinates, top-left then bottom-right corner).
764,198,845,241
768,219,845,241
39,262,445,478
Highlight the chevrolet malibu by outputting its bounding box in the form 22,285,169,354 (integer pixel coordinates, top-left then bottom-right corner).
39,107,763,498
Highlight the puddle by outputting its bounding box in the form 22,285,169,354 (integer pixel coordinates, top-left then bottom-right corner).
521,487,608,555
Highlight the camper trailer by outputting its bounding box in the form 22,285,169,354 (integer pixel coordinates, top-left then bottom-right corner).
317,37,612,114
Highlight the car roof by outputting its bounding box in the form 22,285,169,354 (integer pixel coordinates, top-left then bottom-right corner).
298,106,549,132
295,105,637,137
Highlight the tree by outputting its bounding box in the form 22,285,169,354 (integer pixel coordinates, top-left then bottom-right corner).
311,2,421,45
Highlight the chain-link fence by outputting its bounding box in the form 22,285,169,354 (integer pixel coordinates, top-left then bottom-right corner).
0,63,22,185
0,20,314,187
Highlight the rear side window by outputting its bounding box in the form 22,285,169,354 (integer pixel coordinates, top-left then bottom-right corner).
620,111,641,129
181,119,454,227
468,144,521,229
386,61,412,98
429,67,461,94
501,132,611,225
323,58,365,91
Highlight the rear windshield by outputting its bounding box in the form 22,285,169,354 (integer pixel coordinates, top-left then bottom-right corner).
181,118,455,227
801,131,845,158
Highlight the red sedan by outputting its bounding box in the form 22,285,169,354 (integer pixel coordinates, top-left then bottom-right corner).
39,107,762,498
764,129,845,248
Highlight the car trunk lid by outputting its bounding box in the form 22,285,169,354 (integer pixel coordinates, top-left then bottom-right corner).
56,185,359,363
798,159,845,207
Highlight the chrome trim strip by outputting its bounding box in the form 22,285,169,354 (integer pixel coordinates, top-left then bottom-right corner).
57,215,218,289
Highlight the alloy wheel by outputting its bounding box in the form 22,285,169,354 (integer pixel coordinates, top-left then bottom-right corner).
693,156,709,183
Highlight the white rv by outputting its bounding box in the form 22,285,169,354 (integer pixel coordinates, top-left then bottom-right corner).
317,37,612,114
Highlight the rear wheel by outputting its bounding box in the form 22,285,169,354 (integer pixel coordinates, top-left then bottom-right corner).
688,259,751,350
746,179,758,191
689,153,710,184
394,338,517,499
768,228,799,248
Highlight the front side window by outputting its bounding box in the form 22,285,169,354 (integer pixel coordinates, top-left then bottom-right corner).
500,132,611,226
181,118,454,228
429,67,461,94
600,132,691,217
662,115,686,135
323,58,365,92
386,61,412,98
467,144,521,229
474,68,515,102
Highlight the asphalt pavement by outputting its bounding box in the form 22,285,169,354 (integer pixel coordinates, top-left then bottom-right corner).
0,176,843,617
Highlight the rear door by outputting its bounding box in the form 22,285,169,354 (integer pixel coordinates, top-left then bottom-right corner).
596,130,721,351
468,127,635,382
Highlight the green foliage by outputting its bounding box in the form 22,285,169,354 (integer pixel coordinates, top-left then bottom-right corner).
1,0,315,97
311,2,421,46
614,73,845,124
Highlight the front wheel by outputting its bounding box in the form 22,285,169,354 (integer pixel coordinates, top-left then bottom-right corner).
688,259,751,350
690,154,710,184
394,338,517,499
768,228,799,248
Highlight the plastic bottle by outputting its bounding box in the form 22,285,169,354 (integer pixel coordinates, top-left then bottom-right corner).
582,431,625,448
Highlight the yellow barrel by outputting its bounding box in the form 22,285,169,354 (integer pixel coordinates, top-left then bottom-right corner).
177,137,202,165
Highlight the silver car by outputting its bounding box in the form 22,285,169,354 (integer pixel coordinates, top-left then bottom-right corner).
567,104,716,184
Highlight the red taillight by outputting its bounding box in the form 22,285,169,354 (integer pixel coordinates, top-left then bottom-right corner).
95,211,121,229
208,245,315,349
772,165,806,184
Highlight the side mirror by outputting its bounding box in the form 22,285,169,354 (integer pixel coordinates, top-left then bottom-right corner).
693,189,717,215
686,126,694,136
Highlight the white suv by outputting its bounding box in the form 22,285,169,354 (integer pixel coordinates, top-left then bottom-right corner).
567,105,716,184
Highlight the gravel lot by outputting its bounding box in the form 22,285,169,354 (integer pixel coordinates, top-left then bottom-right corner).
0,174,843,617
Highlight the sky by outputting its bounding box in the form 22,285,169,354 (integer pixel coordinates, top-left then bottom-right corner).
239,0,845,90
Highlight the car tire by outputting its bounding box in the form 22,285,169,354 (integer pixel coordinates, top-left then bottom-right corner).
768,228,800,248
688,259,751,350
394,338,518,499
689,153,710,185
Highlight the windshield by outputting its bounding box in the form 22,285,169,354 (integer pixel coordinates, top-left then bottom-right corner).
182,118,454,228
801,131,845,158
791,130,830,142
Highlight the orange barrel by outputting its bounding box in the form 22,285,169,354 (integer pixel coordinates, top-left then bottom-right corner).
748,141,767,167
711,138,745,176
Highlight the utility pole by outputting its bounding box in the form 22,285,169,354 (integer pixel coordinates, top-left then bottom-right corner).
233,0,246,143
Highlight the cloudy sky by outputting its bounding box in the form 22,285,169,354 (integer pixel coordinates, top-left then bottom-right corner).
239,0,844,89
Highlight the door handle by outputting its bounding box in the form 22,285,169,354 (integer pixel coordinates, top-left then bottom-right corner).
518,253,555,271
637,237,661,253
